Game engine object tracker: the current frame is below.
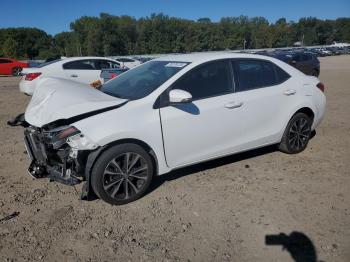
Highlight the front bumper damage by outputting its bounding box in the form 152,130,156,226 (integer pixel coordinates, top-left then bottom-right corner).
8,113,99,200
24,127,82,185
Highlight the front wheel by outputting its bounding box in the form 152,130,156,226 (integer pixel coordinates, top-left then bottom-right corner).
279,113,312,154
12,67,22,76
91,143,154,205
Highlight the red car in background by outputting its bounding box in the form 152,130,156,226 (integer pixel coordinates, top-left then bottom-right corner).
0,58,29,76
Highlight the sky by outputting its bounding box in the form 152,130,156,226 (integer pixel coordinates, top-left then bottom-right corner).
1,0,349,35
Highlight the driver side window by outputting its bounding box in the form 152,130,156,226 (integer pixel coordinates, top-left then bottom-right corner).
171,60,233,101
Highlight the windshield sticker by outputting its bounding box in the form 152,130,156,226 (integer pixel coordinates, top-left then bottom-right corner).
165,62,188,68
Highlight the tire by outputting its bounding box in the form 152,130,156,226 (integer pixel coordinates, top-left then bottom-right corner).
12,67,22,76
91,143,154,205
279,113,312,154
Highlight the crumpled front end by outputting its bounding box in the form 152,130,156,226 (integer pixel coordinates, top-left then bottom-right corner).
9,113,99,189
24,126,87,185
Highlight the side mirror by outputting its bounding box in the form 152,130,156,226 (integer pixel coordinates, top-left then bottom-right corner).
291,60,297,65
169,89,192,104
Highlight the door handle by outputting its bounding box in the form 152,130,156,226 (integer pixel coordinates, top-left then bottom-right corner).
225,101,243,109
284,89,296,96
70,74,78,78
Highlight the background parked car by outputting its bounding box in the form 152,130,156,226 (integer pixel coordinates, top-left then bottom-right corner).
132,57,155,63
268,51,320,76
20,57,121,95
100,67,129,83
0,58,29,76
114,57,141,68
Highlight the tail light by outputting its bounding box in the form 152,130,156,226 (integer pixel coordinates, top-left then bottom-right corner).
25,72,41,81
317,82,325,93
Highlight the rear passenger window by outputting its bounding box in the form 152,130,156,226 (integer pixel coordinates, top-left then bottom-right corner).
233,60,278,92
94,60,120,70
171,60,232,100
63,60,97,70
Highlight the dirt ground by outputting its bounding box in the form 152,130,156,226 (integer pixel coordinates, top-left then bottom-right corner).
0,56,349,262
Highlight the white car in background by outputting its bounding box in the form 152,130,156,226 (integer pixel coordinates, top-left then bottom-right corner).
114,57,141,68
10,53,326,205
20,57,121,95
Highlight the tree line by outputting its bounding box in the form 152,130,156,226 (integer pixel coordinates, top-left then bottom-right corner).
1,13,350,59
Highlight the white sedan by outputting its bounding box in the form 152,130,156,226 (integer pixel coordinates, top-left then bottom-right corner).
10,52,326,205
113,57,142,68
19,57,121,95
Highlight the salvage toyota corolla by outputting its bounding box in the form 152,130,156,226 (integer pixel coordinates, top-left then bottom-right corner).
9,53,326,205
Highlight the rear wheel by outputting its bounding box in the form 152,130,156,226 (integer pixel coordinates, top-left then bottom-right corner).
91,143,154,205
12,67,22,76
279,113,312,154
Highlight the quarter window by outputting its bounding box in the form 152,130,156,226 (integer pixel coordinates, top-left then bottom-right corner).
171,60,233,100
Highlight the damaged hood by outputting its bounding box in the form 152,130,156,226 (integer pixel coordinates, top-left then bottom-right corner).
25,77,127,127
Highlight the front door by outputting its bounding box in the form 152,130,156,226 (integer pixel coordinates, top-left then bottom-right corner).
160,60,241,168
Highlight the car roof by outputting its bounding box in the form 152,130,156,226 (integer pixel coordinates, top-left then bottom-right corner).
153,52,275,64
61,56,117,62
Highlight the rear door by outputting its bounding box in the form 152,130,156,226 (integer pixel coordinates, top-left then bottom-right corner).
63,59,98,84
228,59,294,148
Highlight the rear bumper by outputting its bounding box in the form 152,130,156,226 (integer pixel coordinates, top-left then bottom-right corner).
312,93,326,130
19,79,36,95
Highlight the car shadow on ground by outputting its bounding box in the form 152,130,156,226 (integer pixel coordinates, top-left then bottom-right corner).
149,130,316,194
84,131,317,201
148,144,277,194
265,231,321,262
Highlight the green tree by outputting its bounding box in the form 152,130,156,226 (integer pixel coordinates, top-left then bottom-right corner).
2,37,18,58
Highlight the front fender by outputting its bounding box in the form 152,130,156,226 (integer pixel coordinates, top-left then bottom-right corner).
73,102,170,175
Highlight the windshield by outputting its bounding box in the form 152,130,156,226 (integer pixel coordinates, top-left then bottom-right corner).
100,61,189,100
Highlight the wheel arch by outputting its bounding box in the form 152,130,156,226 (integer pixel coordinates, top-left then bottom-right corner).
277,105,316,143
102,138,159,174
293,107,315,122
82,138,160,200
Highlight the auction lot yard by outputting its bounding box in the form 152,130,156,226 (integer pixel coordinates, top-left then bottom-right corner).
0,55,349,262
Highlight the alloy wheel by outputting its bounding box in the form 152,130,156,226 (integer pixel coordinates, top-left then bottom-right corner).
102,152,149,200
287,117,311,151
13,67,22,76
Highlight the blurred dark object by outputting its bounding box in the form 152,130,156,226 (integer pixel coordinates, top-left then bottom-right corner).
0,211,20,223
264,51,320,76
265,232,318,262
45,55,61,63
